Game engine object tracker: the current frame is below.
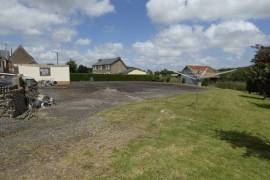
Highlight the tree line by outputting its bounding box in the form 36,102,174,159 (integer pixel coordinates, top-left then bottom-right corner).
66,59,92,73
247,46,270,98
217,46,270,98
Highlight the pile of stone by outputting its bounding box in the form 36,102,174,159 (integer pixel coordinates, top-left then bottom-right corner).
0,74,55,119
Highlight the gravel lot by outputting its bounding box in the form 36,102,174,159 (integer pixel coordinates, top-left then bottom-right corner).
0,81,201,179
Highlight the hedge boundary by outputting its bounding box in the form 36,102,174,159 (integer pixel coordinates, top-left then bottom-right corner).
215,81,247,92
70,73,154,81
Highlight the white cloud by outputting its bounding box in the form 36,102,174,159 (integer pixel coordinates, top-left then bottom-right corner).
77,0,115,17
22,0,115,17
0,1,62,36
133,25,205,58
205,20,269,55
86,43,124,61
0,0,115,36
75,38,92,46
132,20,270,69
52,28,77,43
147,0,270,24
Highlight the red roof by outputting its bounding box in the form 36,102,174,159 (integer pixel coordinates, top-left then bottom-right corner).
188,65,208,71
185,65,219,78
187,65,217,74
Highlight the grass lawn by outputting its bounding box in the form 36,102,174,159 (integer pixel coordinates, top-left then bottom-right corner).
98,88,270,179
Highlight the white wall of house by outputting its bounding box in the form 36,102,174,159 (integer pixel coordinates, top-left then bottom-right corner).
15,64,70,84
128,69,147,75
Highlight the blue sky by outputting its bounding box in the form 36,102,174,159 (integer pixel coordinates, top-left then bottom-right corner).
0,0,270,70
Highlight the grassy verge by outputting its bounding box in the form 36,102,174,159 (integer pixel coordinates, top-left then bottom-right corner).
98,89,270,179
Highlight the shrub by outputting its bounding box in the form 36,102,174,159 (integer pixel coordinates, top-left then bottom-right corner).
215,81,247,92
201,79,209,86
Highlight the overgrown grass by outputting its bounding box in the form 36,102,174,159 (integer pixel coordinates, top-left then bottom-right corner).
98,89,270,179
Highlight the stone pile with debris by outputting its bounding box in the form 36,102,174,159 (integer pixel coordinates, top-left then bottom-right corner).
0,73,54,119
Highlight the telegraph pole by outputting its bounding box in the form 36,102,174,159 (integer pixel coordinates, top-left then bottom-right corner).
55,51,59,65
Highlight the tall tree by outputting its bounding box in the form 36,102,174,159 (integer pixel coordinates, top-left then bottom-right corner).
77,65,89,73
66,59,78,73
247,46,270,98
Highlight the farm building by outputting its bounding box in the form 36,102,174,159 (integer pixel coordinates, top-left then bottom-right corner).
181,65,219,85
14,64,70,85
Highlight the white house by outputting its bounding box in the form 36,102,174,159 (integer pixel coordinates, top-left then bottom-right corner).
15,64,70,85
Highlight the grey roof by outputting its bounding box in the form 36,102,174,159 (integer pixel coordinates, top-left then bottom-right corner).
93,57,121,66
0,50,10,59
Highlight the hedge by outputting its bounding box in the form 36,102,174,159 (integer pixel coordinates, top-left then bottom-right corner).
70,73,155,81
215,81,247,92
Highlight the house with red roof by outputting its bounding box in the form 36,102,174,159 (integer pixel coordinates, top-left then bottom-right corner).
181,65,219,85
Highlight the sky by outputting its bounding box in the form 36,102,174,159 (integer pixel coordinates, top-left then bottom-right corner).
0,0,270,71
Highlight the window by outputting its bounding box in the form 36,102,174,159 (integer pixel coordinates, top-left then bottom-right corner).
40,67,51,76
98,66,102,70
93,66,96,70
106,65,110,70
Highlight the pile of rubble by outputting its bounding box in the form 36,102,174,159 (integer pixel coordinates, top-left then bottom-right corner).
0,73,54,119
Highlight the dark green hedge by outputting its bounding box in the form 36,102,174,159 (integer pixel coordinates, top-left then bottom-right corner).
215,81,247,92
70,73,154,81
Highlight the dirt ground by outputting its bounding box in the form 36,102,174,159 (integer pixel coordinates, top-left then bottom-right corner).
0,81,201,179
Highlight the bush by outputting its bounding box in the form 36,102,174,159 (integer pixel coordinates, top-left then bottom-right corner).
219,67,251,82
201,79,209,86
215,81,247,92
70,73,155,82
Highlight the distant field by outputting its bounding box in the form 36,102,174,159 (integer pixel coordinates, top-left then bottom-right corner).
98,89,270,179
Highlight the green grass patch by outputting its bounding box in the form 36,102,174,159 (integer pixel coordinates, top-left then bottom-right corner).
98,89,270,179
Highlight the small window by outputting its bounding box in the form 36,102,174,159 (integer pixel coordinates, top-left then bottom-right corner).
106,65,110,70
40,67,51,76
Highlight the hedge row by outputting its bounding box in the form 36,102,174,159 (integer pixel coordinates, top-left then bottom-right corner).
70,73,154,81
215,81,247,92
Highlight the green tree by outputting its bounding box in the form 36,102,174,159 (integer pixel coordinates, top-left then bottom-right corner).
66,59,78,73
77,65,89,73
247,46,270,98
147,69,153,76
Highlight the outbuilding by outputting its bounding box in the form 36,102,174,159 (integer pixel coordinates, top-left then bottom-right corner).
14,64,70,85
121,67,147,75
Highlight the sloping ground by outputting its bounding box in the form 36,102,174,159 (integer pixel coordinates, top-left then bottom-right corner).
3,88,268,179
96,89,270,179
